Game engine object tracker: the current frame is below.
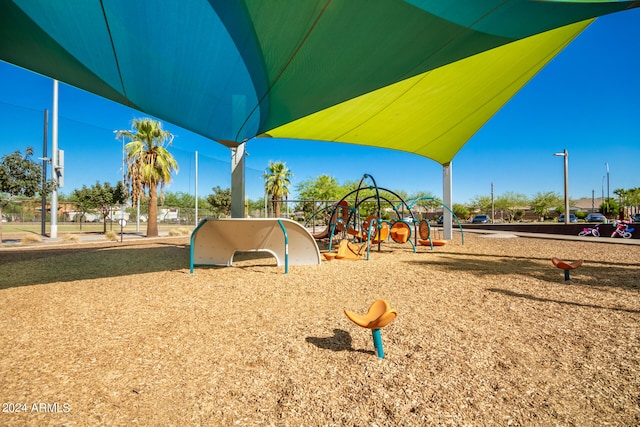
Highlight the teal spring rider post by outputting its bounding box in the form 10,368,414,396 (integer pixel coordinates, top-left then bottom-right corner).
344,299,397,359
371,328,385,358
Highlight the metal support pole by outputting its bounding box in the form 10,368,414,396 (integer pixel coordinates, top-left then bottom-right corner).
50,80,59,238
120,134,124,242
442,162,453,239
553,149,569,224
195,151,199,225
563,150,569,224
231,143,246,218
606,162,610,216
41,109,48,236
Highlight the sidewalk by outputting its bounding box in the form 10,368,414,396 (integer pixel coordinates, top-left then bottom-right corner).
0,230,187,250
462,228,640,245
3,226,639,251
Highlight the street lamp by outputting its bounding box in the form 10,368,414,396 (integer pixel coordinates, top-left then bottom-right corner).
553,149,569,224
605,162,610,217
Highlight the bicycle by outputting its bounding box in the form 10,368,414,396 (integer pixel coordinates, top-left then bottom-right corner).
611,220,634,239
578,224,600,237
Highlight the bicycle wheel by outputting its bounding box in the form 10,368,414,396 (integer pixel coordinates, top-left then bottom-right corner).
578,231,587,236
593,230,600,237
623,232,632,239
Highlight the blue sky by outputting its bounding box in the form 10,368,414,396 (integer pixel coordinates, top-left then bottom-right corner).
1,9,639,204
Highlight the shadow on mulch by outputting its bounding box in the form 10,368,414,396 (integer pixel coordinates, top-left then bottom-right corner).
306,329,374,355
406,253,640,290
487,288,640,314
0,242,189,289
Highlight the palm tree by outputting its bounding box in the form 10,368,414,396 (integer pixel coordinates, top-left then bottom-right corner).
116,118,178,237
264,161,293,217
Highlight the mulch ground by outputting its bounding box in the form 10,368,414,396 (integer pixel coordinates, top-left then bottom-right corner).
1,233,639,426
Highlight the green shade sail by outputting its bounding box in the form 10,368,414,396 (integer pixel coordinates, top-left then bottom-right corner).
1,0,637,163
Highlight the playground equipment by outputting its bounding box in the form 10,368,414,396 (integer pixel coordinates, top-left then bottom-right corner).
323,174,419,258
344,299,397,359
311,200,350,239
417,220,446,247
190,218,321,273
403,195,465,247
551,257,584,281
311,174,463,257
323,239,367,261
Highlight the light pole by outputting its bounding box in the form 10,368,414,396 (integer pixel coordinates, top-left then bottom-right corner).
605,162,610,217
114,130,127,242
553,149,569,224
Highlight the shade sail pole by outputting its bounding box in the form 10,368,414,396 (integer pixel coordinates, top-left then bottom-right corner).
50,80,59,238
231,143,246,218
195,150,199,225
443,162,453,240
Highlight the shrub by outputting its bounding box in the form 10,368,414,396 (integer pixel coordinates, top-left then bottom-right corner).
169,227,191,236
62,234,81,244
21,234,42,245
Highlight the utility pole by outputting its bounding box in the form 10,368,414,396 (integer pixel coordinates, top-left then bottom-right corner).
491,182,495,224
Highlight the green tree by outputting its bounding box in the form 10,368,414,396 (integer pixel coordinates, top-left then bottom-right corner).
600,198,619,218
163,191,195,209
409,191,440,211
469,195,492,213
85,181,126,233
264,161,292,217
339,179,362,195
613,187,640,219
247,198,266,218
530,191,562,220
628,187,640,217
296,174,341,201
207,186,232,218
452,203,470,220
117,118,178,237
495,192,528,222
0,147,50,243
296,174,341,221
69,185,93,230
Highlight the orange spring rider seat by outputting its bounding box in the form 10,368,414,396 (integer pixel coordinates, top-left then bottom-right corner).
344,299,397,358
551,258,584,281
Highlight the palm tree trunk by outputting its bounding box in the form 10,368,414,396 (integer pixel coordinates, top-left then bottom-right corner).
274,197,281,218
147,185,159,237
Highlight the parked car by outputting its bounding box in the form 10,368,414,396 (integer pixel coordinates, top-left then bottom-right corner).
436,214,459,224
632,213,640,222
558,214,577,223
471,214,490,224
585,213,606,223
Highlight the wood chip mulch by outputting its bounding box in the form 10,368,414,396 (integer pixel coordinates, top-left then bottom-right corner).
1,233,639,426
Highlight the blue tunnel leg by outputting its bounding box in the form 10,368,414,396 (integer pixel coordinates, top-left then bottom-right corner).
372,328,384,358
564,270,571,281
